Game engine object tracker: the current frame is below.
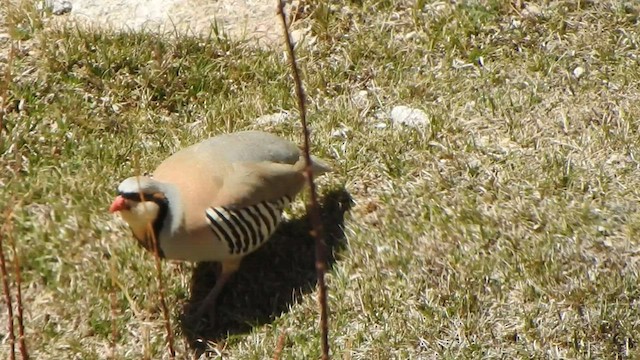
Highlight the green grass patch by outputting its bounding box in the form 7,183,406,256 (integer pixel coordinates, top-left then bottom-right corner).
2,0,640,358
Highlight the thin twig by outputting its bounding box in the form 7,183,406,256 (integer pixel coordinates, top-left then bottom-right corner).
2,7,28,354
147,220,176,359
131,169,176,358
272,329,287,360
6,206,28,360
0,21,16,358
108,256,119,359
143,327,152,360
0,209,16,360
277,2,330,359
0,1,16,147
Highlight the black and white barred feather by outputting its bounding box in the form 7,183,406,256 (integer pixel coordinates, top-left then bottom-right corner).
205,195,293,255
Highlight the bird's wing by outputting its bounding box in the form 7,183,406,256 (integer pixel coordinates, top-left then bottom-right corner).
214,159,307,208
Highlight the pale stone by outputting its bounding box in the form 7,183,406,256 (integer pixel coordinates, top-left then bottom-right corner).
390,105,429,128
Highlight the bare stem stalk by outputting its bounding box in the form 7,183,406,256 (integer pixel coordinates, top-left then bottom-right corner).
148,221,176,359
6,208,28,360
0,210,16,360
272,329,287,360
0,30,16,360
108,257,119,359
277,2,330,359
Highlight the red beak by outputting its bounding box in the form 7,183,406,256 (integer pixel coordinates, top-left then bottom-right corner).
109,195,128,213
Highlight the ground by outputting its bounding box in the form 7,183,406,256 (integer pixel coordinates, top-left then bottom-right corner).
50,0,307,48
1,0,640,359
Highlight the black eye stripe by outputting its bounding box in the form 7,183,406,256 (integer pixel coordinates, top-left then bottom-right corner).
119,192,152,201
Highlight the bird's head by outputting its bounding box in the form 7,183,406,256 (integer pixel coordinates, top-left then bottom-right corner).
110,176,168,242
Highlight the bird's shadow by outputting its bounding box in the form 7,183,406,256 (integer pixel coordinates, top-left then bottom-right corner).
178,187,353,353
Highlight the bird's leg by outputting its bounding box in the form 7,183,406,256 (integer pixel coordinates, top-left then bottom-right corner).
194,258,242,324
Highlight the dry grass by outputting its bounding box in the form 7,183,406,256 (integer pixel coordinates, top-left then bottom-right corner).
2,0,640,358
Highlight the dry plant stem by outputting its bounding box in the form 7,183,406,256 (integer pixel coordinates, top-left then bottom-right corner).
0,4,15,146
6,212,28,360
277,1,330,359
272,330,287,360
1,17,25,356
0,14,16,360
143,327,152,360
147,221,176,359
0,216,16,360
108,257,119,359
133,173,176,357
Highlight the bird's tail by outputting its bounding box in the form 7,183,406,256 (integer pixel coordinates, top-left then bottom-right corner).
294,155,332,178
310,155,332,176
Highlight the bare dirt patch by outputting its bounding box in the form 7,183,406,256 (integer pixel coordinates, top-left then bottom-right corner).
52,0,306,47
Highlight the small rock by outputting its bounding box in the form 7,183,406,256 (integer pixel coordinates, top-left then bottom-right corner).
467,158,482,171
255,112,292,125
605,154,628,166
351,90,369,109
523,4,542,17
597,226,612,237
331,127,351,138
48,0,72,15
390,106,430,128
573,66,585,79
423,1,448,13
404,31,418,41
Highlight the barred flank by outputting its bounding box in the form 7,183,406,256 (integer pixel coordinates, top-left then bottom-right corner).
205,195,293,255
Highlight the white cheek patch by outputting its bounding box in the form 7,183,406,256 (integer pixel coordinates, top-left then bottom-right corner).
132,201,160,221
120,201,160,234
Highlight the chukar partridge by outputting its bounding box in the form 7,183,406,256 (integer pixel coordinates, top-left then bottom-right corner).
109,130,331,321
